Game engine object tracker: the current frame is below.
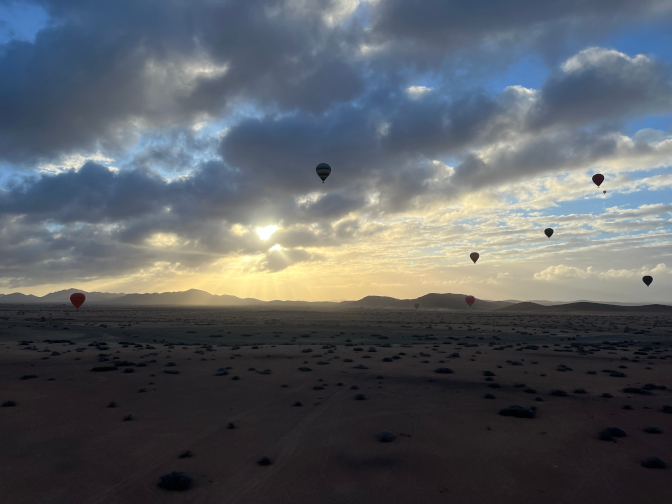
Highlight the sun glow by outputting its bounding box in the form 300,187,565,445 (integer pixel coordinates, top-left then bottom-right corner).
256,225,278,240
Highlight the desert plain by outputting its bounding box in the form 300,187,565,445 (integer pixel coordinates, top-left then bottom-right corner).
1,305,671,504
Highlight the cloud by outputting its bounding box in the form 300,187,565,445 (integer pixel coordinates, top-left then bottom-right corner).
253,247,323,272
534,264,594,281
528,48,672,129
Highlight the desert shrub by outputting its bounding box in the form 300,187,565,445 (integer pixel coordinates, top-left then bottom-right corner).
158,472,193,491
434,368,453,374
1,400,17,407
499,405,535,418
354,394,367,400
641,457,667,469
257,456,272,466
598,427,626,442
377,431,395,442
550,390,568,397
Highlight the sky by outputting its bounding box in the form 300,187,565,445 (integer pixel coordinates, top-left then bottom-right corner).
0,0,672,303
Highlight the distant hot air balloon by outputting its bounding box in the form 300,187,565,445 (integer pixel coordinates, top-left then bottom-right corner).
470,252,480,264
465,295,475,307
316,163,331,183
592,174,604,187
544,228,554,239
70,293,85,310
643,276,653,287
603,190,607,194
414,303,419,310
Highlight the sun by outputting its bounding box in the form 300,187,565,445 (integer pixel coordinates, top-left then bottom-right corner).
256,225,278,240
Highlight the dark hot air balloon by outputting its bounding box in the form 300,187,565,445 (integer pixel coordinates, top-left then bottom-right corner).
316,163,331,183
70,293,85,310
414,303,419,310
643,276,653,287
603,190,607,194
544,228,554,239
465,295,475,307
470,252,480,264
592,174,604,187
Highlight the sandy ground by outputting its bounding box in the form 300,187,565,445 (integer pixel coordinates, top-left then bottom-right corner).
1,306,671,504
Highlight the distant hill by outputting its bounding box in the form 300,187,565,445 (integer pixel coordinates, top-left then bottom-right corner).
107,289,265,306
499,301,672,313
341,293,514,311
0,288,669,312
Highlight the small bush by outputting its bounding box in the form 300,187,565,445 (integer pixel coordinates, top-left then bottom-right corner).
377,431,395,442
2,400,17,407
641,457,667,469
499,405,535,418
158,472,193,491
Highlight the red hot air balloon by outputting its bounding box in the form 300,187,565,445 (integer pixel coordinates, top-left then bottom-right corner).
70,293,85,310
592,174,604,187
414,303,419,310
465,295,475,307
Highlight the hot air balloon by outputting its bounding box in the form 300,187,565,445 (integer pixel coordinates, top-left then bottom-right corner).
643,276,653,287
316,163,331,183
70,293,85,310
603,190,607,194
544,228,554,239
414,303,419,310
592,174,604,187
470,252,480,264
465,295,475,307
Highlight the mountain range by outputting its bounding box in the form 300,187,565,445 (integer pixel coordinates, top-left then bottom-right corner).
0,288,670,312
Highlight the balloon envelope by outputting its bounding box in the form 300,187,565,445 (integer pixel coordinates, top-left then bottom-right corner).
603,190,607,194
70,293,85,310
465,295,475,307
592,174,604,187
414,303,419,310
643,276,653,287
470,252,479,264
544,228,554,238
316,163,331,183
